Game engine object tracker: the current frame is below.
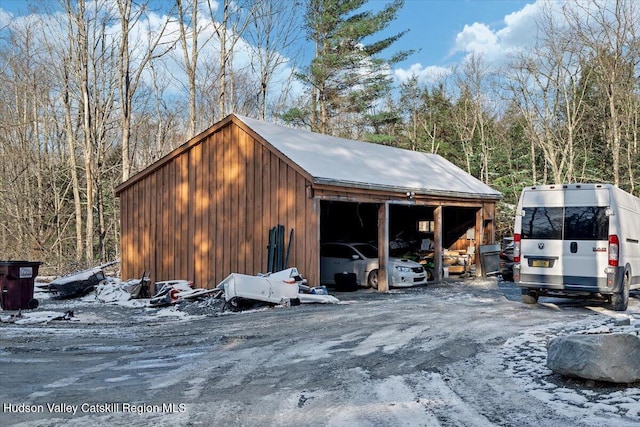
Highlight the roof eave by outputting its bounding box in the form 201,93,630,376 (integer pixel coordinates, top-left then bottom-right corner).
313,178,502,201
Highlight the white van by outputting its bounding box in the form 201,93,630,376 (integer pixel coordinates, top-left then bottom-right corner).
513,183,640,311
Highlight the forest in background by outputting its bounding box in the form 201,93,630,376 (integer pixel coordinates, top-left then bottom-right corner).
0,0,639,272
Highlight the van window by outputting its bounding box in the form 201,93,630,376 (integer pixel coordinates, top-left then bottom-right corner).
522,207,563,239
564,207,608,240
521,206,609,240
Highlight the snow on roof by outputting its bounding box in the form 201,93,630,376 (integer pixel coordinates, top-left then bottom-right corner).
236,115,501,200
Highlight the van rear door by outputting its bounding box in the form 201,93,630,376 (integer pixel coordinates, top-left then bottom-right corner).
561,205,609,284
519,188,610,286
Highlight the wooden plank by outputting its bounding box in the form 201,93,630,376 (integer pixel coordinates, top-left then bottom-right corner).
255,143,265,273
214,130,224,285
160,165,169,282
475,207,483,276
262,143,271,271
193,142,203,287
229,124,239,275
168,160,176,280
139,177,145,279
237,125,249,274
187,149,195,281
223,125,232,278
377,202,389,292
132,183,139,279
179,152,189,279
149,172,157,281
294,172,305,274
245,131,256,275
278,158,287,230
270,150,278,242
434,205,443,283
308,195,319,286
202,134,212,287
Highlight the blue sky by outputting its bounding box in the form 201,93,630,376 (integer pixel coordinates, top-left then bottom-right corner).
0,0,542,91
382,0,538,82
389,0,532,65
0,0,535,63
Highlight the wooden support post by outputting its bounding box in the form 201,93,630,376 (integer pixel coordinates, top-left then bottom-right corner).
434,205,443,283
474,207,484,276
377,202,389,292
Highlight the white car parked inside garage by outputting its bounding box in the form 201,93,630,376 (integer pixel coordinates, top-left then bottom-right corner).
320,242,428,289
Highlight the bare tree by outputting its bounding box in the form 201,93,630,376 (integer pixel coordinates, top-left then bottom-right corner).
506,2,592,184
63,0,120,263
563,0,640,188
208,0,257,118
175,0,209,138
245,0,301,120
116,0,174,181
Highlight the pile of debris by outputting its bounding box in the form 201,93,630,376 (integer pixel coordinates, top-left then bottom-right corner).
216,267,338,311
149,280,220,307
40,263,339,314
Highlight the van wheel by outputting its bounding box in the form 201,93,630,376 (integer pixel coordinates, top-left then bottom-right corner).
611,273,630,311
368,270,379,289
521,290,539,305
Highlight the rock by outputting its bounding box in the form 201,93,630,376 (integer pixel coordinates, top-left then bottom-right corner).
547,333,640,383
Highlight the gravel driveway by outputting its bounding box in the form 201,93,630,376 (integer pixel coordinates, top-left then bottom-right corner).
2,278,640,426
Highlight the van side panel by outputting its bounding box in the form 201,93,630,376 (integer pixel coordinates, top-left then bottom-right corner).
614,186,640,288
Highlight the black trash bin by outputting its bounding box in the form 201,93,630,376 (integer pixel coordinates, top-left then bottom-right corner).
0,261,42,310
479,244,501,276
334,272,358,292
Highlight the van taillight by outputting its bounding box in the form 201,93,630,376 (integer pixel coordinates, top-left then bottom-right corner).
608,235,619,267
514,234,521,263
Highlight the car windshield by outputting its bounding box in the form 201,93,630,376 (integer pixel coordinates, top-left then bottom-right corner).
352,244,379,258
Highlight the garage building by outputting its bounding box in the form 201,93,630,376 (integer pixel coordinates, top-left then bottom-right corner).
115,114,501,291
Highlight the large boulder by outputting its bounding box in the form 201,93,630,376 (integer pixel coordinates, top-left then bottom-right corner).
547,333,640,383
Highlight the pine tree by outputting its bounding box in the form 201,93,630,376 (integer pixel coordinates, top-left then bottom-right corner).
292,0,410,136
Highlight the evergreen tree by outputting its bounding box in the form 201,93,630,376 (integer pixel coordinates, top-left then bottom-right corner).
289,0,411,136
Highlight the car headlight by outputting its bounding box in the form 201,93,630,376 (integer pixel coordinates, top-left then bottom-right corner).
395,265,412,273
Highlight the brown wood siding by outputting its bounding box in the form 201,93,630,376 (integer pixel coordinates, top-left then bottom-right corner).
119,120,319,288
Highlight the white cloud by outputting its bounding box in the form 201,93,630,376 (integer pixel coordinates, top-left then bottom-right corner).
454,22,500,57
0,9,11,27
393,1,546,85
498,2,543,49
448,1,554,65
394,63,452,84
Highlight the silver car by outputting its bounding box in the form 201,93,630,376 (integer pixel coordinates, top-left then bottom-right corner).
320,242,428,289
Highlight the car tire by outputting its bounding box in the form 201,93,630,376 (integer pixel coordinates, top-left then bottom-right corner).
521,290,539,305
611,272,630,312
426,268,434,281
368,270,378,289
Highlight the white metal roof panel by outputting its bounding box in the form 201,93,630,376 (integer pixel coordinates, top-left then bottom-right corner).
236,115,501,200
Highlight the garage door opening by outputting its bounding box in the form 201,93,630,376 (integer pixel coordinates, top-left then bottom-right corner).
320,201,378,244
320,201,485,288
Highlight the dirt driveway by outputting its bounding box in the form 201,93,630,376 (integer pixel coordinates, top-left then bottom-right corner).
2,278,640,426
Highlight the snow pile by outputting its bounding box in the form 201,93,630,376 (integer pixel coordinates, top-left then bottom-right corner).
95,282,133,303
0,310,78,325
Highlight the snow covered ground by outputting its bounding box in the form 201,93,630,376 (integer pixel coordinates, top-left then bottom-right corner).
2,278,640,426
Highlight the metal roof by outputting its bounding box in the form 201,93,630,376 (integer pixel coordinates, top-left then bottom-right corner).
236,115,501,200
